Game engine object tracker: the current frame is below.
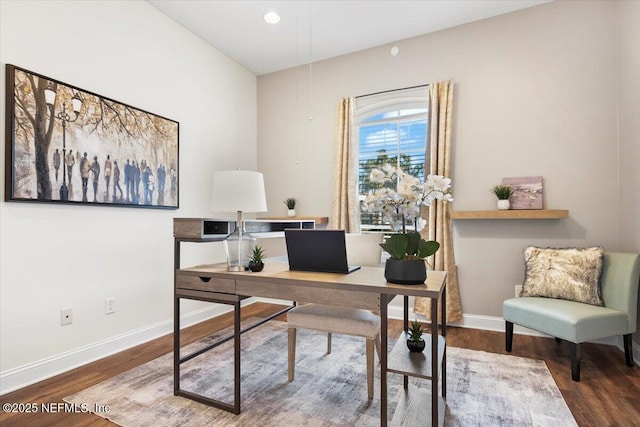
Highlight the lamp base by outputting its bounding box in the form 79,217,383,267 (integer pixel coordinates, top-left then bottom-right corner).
223,216,256,272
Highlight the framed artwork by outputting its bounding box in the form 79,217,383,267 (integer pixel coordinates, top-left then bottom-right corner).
502,176,543,210
5,64,179,209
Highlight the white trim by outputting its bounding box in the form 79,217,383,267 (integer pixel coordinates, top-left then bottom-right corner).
2,299,637,395
0,299,257,395
267,301,635,360
388,306,635,356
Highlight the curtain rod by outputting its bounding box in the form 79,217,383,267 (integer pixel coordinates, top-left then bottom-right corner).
355,84,429,99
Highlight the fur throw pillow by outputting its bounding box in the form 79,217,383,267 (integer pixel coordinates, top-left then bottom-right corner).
520,246,605,306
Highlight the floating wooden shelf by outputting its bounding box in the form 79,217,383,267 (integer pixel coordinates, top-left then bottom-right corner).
451,209,569,220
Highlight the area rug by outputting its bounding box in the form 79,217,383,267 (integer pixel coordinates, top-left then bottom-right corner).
65,319,577,426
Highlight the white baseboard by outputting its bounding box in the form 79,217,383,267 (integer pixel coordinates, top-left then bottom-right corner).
387,305,638,362
2,298,638,395
0,299,257,396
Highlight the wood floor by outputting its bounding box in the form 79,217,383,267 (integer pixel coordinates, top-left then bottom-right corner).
1,302,639,427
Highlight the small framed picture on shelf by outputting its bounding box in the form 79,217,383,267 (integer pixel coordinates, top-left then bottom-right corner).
502,176,543,210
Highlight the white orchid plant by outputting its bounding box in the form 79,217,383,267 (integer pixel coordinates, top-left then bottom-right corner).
362,164,453,232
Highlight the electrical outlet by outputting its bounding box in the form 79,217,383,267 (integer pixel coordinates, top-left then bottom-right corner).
105,297,116,314
60,308,72,326
515,285,523,298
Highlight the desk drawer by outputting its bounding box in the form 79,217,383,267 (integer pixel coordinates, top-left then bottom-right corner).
236,280,379,311
176,271,235,293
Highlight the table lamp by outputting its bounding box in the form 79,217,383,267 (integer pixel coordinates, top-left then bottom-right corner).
210,170,268,271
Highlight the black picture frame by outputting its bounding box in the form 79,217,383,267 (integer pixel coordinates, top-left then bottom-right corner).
4,64,179,209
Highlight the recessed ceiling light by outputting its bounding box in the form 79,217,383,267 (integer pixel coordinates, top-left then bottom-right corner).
264,11,280,24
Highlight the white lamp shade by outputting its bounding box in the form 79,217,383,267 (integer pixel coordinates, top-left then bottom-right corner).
44,87,56,106
210,170,268,213
72,96,83,113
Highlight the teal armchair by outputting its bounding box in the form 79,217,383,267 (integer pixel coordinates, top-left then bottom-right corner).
503,252,640,381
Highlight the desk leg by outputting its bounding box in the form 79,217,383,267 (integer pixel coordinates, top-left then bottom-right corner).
173,238,181,395
234,301,241,414
403,295,409,390
380,294,388,427
431,297,438,427
173,296,180,395
441,286,447,399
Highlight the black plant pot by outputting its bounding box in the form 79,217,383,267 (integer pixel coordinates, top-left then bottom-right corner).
248,261,264,272
384,259,426,285
407,339,426,353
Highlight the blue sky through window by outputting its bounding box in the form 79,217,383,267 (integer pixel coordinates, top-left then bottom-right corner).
358,109,428,228
359,120,426,162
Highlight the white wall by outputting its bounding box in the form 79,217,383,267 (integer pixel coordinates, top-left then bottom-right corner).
258,1,627,327
616,1,640,339
0,0,256,392
617,0,640,254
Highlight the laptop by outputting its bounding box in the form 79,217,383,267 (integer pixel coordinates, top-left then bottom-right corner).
284,229,361,274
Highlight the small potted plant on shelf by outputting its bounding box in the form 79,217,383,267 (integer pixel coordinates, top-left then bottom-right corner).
248,245,265,272
491,184,513,210
284,197,296,217
380,231,440,285
407,319,426,353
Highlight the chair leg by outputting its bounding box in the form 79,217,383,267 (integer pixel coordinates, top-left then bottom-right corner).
505,321,514,352
327,333,332,354
374,334,381,362
366,338,374,400
288,328,296,382
570,342,581,382
624,334,634,367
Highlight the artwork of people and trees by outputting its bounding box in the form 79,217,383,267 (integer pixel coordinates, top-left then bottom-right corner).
5,64,179,208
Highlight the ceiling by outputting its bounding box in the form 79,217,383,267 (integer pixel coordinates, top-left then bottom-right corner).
148,0,550,75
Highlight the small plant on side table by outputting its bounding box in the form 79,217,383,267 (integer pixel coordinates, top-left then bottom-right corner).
248,245,265,272
492,184,513,210
406,319,426,353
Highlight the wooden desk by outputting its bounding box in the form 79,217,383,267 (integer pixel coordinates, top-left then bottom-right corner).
174,238,447,426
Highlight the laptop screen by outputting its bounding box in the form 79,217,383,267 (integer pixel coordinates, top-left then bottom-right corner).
284,229,360,274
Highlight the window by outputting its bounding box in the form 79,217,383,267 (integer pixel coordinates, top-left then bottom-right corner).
356,87,428,230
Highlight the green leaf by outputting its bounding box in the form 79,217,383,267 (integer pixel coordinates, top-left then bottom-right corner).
379,232,441,260
406,232,422,257
417,240,440,259
379,234,408,260
408,319,423,341
251,245,265,262
491,185,512,200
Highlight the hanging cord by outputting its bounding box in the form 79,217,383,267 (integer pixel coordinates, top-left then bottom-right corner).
294,2,300,164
